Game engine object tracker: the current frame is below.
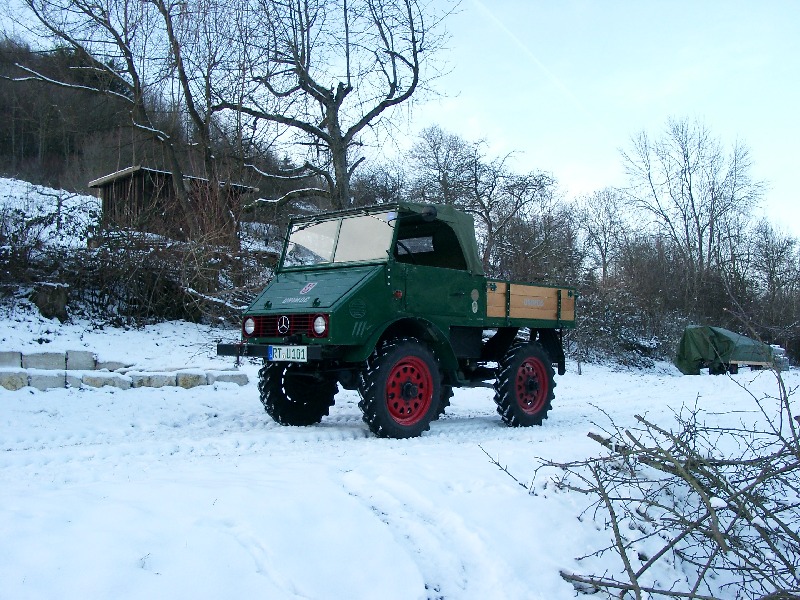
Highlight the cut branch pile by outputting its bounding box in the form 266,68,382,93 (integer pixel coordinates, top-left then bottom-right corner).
533,375,800,599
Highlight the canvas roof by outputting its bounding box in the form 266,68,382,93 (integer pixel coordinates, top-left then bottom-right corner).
395,202,484,276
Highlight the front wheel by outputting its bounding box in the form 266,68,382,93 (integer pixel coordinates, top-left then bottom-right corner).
494,342,555,427
259,362,337,426
358,338,442,438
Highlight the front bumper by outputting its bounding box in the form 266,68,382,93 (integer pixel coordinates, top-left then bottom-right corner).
217,342,323,360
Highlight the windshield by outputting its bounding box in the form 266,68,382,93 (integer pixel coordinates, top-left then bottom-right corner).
282,211,396,268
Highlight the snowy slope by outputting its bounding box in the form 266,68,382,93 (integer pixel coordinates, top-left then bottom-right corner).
0,309,794,599
0,177,100,249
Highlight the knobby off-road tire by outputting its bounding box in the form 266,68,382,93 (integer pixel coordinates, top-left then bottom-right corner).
434,385,453,421
358,337,442,438
494,342,555,427
259,362,337,426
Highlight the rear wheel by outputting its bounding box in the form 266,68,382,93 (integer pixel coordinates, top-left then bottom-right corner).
434,385,453,421
358,338,441,438
494,342,555,427
259,362,337,426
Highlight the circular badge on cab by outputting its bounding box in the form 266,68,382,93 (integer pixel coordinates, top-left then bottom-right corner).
349,299,368,319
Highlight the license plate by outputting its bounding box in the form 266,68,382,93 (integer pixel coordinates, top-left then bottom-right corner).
268,345,308,362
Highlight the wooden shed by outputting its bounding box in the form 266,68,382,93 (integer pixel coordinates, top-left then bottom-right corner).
88,166,257,240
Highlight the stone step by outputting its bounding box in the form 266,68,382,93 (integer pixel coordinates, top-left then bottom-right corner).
0,368,248,391
0,348,249,392
0,364,249,391
0,350,133,371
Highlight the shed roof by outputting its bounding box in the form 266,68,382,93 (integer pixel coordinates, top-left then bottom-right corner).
88,165,258,193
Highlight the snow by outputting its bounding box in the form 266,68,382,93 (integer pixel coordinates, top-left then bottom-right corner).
1,176,794,598
1,307,795,599
0,177,100,250
710,496,728,509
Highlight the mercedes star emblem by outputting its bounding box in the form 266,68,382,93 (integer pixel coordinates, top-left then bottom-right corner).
277,315,290,334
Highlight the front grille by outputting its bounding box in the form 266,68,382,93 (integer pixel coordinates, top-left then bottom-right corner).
245,314,316,338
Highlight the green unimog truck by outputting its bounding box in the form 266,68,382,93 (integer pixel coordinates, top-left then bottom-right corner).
218,202,576,438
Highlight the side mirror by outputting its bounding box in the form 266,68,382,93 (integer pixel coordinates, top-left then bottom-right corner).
421,205,438,222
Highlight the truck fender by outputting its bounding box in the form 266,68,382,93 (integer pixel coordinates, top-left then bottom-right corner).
343,317,459,372
536,328,566,375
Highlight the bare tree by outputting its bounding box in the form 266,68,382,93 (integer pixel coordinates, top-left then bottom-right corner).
220,0,452,209
155,0,244,182
748,219,800,345
493,202,582,285
751,220,798,310
576,188,630,286
622,118,763,313
407,126,556,273
4,1,189,231
409,124,472,205
461,144,555,273
482,171,557,273
350,159,408,206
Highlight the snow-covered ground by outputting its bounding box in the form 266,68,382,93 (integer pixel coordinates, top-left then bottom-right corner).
2,176,793,598
1,308,795,599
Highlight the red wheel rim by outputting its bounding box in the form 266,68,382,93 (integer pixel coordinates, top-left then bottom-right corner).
385,356,433,425
515,358,548,414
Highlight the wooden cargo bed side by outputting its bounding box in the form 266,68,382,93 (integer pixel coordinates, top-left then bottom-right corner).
486,280,575,325
486,281,509,318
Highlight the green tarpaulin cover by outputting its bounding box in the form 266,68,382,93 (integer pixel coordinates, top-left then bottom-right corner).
675,326,774,375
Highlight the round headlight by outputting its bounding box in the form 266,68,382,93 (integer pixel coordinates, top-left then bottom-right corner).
313,315,327,336
243,317,256,336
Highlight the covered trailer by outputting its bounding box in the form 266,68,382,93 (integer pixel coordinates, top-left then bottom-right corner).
675,326,775,375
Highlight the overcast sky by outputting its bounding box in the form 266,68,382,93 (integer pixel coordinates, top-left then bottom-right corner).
409,0,800,235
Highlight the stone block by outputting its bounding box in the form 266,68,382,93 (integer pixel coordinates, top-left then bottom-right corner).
67,350,96,370
0,370,28,391
208,370,249,386
66,372,83,388
96,361,131,372
81,372,132,390
129,372,177,388
176,371,208,389
28,370,66,391
0,351,22,368
22,351,66,370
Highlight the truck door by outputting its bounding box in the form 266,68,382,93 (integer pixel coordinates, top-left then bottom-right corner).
393,226,484,323
398,264,481,321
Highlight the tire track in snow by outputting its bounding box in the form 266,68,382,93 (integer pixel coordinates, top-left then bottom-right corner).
206,519,304,597
342,471,529,600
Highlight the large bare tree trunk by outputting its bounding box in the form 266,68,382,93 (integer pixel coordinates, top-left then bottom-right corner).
216,0,449,209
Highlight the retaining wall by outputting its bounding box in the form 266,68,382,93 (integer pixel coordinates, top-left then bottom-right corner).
0,350,248,391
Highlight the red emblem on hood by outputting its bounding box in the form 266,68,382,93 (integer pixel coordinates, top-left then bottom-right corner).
299,282,317,295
